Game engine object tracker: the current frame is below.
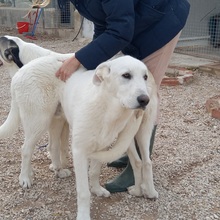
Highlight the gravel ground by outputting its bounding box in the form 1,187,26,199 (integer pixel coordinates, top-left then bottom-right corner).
0,28,219,220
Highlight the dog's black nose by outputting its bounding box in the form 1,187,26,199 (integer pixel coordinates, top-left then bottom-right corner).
137,94,149,107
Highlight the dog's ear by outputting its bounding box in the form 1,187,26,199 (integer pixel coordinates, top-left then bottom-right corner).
0,37,23,68
93,73,103,86
6,45,23,68
93,63,110,86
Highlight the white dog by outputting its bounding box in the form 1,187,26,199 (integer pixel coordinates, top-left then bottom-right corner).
0,35,72,185
62,56,159,219
0,36,158,219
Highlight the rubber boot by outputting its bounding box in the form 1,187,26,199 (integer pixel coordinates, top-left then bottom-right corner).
107,154,129,168
105,160,134,193
149,125,157,156
105,125,157,193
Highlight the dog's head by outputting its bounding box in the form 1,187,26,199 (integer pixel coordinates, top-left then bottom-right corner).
93,56,151,110
0,35,53,78
0,36,23,69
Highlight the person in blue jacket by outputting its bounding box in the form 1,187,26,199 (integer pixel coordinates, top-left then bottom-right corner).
54,0,190,193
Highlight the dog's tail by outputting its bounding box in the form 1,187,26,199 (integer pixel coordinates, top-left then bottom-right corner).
0,99,20,138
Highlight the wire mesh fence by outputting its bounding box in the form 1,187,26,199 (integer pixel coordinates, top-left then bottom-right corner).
176,0,220,61
0,0,220,60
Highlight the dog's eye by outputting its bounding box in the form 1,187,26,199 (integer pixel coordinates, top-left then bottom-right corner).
143,74,148,81
122,73,131,79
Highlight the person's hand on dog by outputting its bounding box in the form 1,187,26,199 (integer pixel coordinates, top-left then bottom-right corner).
56,56,80,81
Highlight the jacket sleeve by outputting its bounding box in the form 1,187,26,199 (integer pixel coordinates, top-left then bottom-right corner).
75,0,135,70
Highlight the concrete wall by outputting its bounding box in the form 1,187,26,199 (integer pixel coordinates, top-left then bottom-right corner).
0,8,28,28
0,7,75,37
0,6,94,38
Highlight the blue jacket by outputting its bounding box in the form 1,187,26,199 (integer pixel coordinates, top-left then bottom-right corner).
69,0,190,70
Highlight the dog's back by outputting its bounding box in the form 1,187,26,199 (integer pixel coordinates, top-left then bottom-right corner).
0,35,74,78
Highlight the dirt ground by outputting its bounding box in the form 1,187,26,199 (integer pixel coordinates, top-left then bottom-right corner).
0,28,219,220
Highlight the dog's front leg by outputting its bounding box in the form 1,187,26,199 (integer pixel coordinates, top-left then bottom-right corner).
72,146,91,220
135,118,158,199
127,140,143,196
89,159,110,197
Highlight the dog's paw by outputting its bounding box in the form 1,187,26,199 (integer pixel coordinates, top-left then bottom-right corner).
128,185,142,197
91,186,111,197
57,169,72,178
141,183,158,199
19,174,33,189
49,165,71,178
77,212,91,220
49,163,54,171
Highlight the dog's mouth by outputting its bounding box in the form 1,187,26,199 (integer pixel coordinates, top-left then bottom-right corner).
132,105,146,111
124,105,146,111
138,106,146,110
0,59,3,67
122,103,147,111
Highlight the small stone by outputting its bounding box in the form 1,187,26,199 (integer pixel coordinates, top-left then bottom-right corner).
214,214,219,219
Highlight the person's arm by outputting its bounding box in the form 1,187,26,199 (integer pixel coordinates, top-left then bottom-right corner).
93,23,106,40
55,55,80,81
56,0,135,81
76,0,135,70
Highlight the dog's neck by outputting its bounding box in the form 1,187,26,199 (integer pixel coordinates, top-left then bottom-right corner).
84,90,134,149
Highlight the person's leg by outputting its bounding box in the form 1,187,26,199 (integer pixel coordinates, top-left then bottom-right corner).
105,32,181,193
142,32,181,124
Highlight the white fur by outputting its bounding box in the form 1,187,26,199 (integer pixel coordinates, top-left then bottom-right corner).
0,36,158,220
0,36,72,186
62,56,159,220
0,35,67,77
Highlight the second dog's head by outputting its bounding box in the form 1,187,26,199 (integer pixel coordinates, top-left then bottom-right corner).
0,36,23,68
93,55,150,110
0,35,54,78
